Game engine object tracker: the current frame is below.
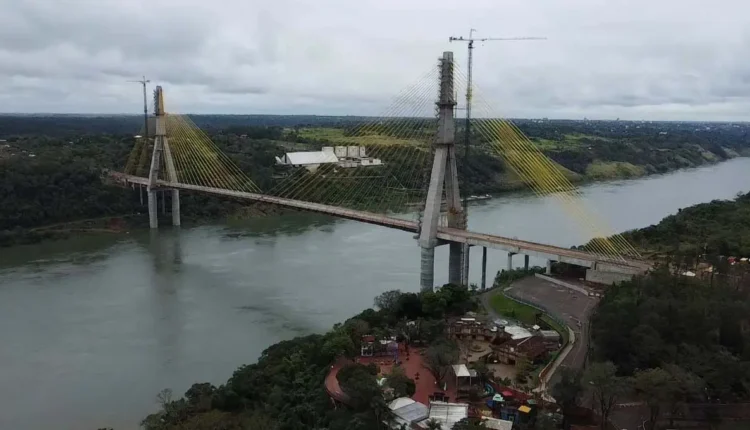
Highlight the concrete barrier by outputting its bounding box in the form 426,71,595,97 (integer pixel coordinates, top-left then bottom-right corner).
538,325,576,397
534,273,589,295
585,269,633,285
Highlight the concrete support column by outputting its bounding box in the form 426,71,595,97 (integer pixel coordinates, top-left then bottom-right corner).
507,252,516,272
481,247,488,290
449,243,462,285
171,189,181,226
462,244,470,286
148,190,158,229
420,246,435,291
524,254,530,270
546,259,553,275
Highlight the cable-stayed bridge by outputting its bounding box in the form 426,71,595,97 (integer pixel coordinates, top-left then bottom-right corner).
108,51,650,290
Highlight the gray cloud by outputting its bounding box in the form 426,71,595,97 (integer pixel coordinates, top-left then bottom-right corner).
0,0,747,120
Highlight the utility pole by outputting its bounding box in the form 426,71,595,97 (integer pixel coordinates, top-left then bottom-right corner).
128,76,151,142
449,30,545,285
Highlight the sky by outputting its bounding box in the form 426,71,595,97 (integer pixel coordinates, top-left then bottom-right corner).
1,0,748,120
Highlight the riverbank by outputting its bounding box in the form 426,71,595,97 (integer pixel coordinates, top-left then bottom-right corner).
3,157,750,430
4,156,745,251
0,200,293,248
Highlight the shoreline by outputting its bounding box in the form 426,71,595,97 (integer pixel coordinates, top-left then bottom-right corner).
3,156,745,249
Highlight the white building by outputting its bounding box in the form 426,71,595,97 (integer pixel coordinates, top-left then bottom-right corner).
277,145,382,171
275,147,339,172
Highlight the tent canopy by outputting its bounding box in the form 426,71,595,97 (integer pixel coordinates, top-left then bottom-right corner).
452,364,471,377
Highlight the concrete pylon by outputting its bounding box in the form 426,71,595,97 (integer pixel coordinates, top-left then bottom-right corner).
162,136,180,226
418,51,465,291
147,86,180,228
147,131,163,229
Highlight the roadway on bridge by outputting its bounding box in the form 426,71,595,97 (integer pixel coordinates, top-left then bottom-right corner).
110,172,648,273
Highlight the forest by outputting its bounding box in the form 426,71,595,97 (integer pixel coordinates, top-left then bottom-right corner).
621,192,750,258
590,269,750,401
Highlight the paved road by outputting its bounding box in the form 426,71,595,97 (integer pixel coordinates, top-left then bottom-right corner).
485,277,654,429
501,277,599,386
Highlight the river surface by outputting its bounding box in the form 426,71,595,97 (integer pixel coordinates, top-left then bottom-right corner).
1,157,749,430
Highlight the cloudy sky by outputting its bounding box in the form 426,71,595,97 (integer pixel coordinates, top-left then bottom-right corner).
1,0,747,120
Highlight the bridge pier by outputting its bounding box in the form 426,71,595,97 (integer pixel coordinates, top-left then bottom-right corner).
172,189,181,226
148,190,158,229
507,252,516,272
481,246,487,290
546,259,553,275
449,243,462,285
524,254,530,270
420,247,435,290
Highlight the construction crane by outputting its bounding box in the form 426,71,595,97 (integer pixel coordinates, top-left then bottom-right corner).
128,76,151,142
449,29,545,285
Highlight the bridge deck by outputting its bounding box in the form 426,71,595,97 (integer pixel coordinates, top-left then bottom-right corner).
110,172,648,272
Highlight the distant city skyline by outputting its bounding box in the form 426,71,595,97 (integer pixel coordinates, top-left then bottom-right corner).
1,0,748,121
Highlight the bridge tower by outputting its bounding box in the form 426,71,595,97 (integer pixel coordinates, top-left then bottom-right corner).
418,51,466,291
147,86,180,228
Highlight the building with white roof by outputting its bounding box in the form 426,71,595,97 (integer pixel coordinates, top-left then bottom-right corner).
503,325,533,340
417,401,468,429
482,417,514,430
276,147,339,172
388,397,429,428
277,146,382,172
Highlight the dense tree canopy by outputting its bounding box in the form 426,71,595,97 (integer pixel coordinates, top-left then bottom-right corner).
622,192,750,257
591,269,750,401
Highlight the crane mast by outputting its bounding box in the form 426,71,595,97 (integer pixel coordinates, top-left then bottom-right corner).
449,30,545,285
127,76,151,142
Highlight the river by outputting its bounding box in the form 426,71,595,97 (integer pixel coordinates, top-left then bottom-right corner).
1,157,749,430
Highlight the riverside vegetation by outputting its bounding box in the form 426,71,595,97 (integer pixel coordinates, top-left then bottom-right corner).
3,115,749,247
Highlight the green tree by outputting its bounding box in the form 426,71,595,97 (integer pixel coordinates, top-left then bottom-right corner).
551,367,583,429
374,290,403,314
633,367,673,430
337,363,386,428
515,357,533,385
584,361,628,430
385,365,416,398
661,364,704,428
421,291,448,319
470,361,493,385
424,340,459,384
424,418,443,430
322,331,356,359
